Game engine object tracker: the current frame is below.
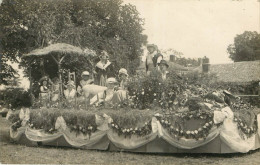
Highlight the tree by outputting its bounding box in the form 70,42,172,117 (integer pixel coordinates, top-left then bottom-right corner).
0,0,147,85
227,31,260,62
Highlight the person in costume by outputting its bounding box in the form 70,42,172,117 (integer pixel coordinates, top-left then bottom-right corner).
51,77,59,103
145,44,163,74
118,68,128,90
94,51,114,86
39,76,51,107
77,71,94,96
158,60,169,81
64,81,76,104
90,77,118,105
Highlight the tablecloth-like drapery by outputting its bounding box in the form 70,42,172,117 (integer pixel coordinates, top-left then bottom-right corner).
10,108,260,153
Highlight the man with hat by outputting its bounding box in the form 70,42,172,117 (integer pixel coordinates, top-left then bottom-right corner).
158,60,169,80
146,44,163,75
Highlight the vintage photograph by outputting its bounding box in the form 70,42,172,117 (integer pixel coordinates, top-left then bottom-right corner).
0,0,260,164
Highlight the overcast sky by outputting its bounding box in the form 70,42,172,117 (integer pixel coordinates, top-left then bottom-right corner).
124,0,259,64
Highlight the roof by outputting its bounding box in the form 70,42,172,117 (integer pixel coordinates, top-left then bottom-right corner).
193,60,260,83
22,43,96,58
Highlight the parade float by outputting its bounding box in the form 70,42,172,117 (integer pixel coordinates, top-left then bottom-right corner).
7,44,260,154
7,73,260,154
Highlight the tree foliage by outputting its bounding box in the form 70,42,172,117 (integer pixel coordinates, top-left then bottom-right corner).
0,0,147,85
227,31,260,62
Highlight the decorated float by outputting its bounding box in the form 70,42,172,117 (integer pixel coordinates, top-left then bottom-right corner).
7,68,260,154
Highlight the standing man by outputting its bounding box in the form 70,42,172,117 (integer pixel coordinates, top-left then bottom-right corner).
145,44,163,75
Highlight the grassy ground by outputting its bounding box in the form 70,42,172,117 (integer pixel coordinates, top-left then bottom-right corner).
1,116,260,165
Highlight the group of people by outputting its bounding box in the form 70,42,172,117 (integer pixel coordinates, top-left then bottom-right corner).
39,44,170,107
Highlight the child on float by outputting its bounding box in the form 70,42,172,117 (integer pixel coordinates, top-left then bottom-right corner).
64,81,76,105
39,76,51,107
90,77,118,105
77,71,94,96
51,77,60,103
118,68,128,90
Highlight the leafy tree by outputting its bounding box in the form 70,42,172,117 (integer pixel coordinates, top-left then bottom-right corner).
227,31,260,62
0,0,147,86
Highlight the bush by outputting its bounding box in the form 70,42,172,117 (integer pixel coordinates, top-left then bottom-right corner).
0,88,32,109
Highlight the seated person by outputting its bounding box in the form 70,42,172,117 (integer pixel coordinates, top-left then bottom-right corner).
39,76,51,107
90,77,128,106
118,68,128,90
64,81,76,104
51,77,60,102
77,71,94,96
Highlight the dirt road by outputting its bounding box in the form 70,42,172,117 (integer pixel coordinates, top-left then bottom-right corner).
0,116,260,165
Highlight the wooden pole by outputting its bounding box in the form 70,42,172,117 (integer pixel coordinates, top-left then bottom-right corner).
27,58,35,103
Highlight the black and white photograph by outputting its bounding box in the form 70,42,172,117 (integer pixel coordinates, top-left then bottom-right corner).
0,0,260,164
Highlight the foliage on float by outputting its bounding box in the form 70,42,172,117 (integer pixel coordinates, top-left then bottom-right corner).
108,110,153,137
156,109,215,140
233,111,258,139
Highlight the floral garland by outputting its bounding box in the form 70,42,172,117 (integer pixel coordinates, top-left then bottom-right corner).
157,111,214,140
110,121,152,138
233,116,258,139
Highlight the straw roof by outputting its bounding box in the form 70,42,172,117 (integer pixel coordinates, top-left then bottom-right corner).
22,43,96,58
193,60,260,83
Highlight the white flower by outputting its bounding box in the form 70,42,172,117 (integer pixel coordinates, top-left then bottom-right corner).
127,129,130,132
159,83,161,85
130,128,133,131
115,125,118,129
176,128,179,132
198,128,202,131
145,122,148,125
205,123,209,127
161,120,164,123
111,124,115,127
165,120,168,124
122,129,126,133
170,126,174,129
194,130,198,134
209,121,213,125
154,93,157,96
135,127,138,131
191,131,194,135
240,123,244,127
142,91,145,95
186,131,191,134
180,130,183,133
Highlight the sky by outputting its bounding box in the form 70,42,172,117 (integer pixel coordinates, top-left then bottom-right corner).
124,0,259,64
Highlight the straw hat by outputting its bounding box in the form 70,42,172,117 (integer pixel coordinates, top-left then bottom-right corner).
107,77,118,84
119,68,128,77
81,71,90,77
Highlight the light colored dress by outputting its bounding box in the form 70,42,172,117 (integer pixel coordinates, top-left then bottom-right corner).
64,89,76,103
51,84,59,102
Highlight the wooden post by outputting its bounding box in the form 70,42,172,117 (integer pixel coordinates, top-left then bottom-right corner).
27,58,35,104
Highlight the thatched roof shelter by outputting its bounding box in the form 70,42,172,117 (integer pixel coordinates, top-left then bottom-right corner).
22,43,96,58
